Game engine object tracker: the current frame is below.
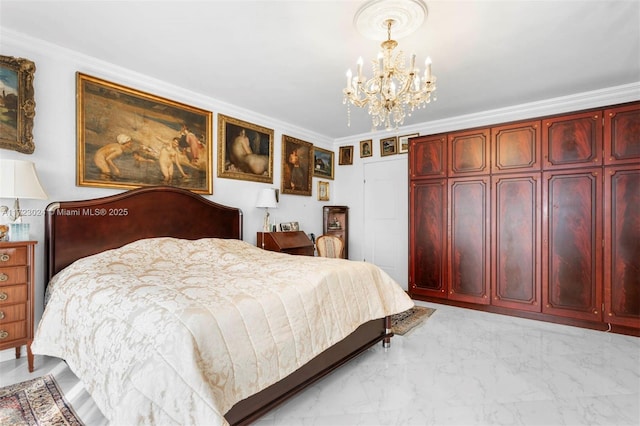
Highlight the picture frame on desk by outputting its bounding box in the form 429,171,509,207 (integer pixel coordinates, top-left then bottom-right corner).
279,221,299,232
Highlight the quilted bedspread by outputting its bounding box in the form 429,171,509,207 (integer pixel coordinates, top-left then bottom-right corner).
31,237,413,425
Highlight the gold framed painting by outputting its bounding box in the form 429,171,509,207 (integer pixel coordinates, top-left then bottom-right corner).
76,73,213,193
313,146,334,180
339,145,354,165
0,55,36,154
398,133,419,154
380,136,398,156
217,114,274,183
318,181,330,201
281,135,312,196
360,139,373,158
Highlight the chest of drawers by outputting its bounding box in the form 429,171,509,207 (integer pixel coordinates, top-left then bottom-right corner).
0,240,36,372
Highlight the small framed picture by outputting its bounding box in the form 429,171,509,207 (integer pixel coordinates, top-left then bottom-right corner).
360,139,373,158
398,133,419,154
313,146,334,180
380,137,398,156
318,181,330,201
279,222,299,232
280,222,292,232
339,145,354,165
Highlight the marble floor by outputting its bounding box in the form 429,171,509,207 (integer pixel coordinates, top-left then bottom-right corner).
1,301,639,425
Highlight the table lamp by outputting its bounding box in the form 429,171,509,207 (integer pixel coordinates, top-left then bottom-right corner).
0,159,48,241
255,188,278,232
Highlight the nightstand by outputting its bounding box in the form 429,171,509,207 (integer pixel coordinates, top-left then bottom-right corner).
0,240,36,372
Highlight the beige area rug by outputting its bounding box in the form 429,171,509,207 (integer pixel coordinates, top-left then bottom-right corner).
0,374,83,426
391,306,436,335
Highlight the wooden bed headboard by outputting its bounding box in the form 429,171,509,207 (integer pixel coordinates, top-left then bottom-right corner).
45,186,243,281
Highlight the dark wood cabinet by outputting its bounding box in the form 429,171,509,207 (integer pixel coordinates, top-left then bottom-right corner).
604,166,640,328
448,128,490,177
409,179,447,298
491,173,541,312
257,231,314,256
322,206,348,259
542,168,603,321
604,103,640,166
448,177,490,304
410,134,447,179
542,111,602,170
409,101,640,334
491,120,541,173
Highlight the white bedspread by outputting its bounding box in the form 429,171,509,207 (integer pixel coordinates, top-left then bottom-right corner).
32,237,413,425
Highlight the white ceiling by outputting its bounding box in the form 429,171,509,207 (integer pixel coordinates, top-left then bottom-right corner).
1,0,639,139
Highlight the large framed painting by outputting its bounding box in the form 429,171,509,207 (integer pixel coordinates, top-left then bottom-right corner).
281,135,312,196
313,146,334,180
76,73,213,194
0,55,36,154
217,114,274,183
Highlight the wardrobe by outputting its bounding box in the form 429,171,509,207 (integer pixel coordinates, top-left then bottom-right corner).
409,101,639,334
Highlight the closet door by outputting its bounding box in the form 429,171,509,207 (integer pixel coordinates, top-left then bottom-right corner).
542,168,602,321
448,128,490,177
448,176,490,304
604,166,640,328
410,134,447,179
542,111,602,170
491,173,542,312
491,120,541,174
603,103,640,166
409,179,448,298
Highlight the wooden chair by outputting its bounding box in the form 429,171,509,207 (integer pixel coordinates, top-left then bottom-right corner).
315,235,344,258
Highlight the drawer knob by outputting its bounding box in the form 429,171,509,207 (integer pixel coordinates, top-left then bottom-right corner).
0,273,7,282
0,292,7,301
0,254,9,262
0,330,8,339
0,311,4,320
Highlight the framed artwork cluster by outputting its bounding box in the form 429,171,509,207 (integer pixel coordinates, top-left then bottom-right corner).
359,133,419,158
70,72,337,199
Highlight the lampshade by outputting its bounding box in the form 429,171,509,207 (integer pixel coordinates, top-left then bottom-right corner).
255,188,277,209
0,159,48,200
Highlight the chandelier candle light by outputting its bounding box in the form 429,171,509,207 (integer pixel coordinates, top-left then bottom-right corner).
343,0,436,131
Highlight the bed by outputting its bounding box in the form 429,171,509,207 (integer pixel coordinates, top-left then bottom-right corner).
31,185,413,425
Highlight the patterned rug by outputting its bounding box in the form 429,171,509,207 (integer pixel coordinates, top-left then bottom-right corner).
0,374,83,426
391,306,436,335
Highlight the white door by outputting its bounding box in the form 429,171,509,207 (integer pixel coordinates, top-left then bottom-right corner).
363,159,408,289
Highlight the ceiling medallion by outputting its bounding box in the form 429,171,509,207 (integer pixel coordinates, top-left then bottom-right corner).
343,0,437,131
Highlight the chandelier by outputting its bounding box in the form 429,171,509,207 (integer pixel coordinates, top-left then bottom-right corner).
342,0,436,131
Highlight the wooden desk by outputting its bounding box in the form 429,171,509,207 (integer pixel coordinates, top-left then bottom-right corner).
257,231,314,256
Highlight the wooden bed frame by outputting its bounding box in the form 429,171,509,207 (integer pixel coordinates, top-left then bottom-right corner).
44,185,392,425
